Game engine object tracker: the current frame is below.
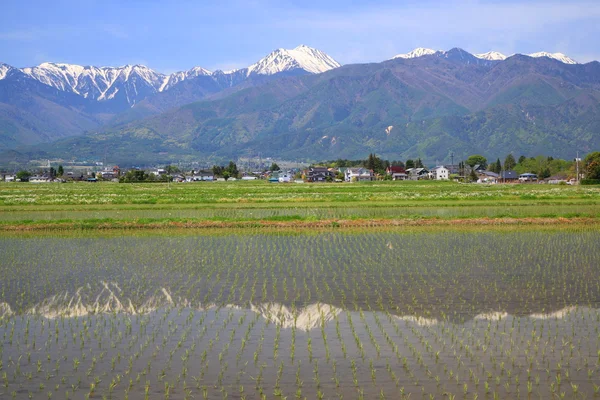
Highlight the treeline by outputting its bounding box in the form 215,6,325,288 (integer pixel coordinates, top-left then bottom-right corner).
319,154,419,174
318,153,583,179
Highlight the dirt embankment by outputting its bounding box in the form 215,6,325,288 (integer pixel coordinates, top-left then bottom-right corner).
1,217,598,232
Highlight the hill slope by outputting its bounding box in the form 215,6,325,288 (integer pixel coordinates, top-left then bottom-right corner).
3,50,600,165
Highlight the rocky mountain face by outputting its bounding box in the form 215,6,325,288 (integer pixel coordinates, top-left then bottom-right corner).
0,45,341,148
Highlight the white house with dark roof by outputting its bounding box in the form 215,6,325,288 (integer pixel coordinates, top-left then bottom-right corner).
430,166,449,180
344,168,374,182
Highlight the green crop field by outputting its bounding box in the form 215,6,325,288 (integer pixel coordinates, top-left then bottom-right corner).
1,181,600,398
0,180,599,229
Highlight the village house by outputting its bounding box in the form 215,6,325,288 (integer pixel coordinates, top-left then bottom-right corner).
546,174,568,184
386,166,407,180
151,168,167,176
430,166,449,180
344,168,374,182
477,171,499,183
519,172,538,182
187,170,214,181
306,167,334,182
406,167,429,180
500,170,519,183
29,175,52,183
2,174,15,182
278,171,293,183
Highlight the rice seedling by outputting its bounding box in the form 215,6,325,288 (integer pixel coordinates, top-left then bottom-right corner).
0,224,599,397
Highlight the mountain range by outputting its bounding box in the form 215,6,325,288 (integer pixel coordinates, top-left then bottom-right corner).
0,46,598,166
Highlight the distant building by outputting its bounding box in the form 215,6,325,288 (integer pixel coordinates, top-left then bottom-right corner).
29,175,52,183
430,166,449,180
278,171,293,183
406,168,429,180
306,167,334,182
519,173,538,182
477,171,499,183
151,168,167,176
500,170,519,182
187,170,214,181
345,168,374,182
386,166,407,180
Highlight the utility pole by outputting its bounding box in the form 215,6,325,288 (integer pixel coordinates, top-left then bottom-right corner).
450,152,454,170
575,152,581,184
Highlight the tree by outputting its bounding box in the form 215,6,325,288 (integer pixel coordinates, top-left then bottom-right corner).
489,158,502,173
539,167,551,179
365,153,385,174
518,155,527,164
405,159,415,169
415,158,424,168
16,170,31,182
57,165,64,176
391,160,405,168
466,155,487,169
504,154,516,170
212,165,224,177
469,169,478,182
49,167,56,178
584,152,600,180
269,163,280,172
225,161,239,178
165,165,180,175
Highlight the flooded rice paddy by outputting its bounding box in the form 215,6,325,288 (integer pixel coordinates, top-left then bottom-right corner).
1,228,600,399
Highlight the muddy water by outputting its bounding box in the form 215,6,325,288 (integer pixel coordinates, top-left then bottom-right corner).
1,229,600,398
1,305,599,399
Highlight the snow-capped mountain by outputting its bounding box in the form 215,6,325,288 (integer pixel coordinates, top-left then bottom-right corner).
21,63,167,104
4,45,340,106
245,44,340,76
159,66,212,91
528,52,578,64
475,51,507,61
393,47,437,59
0,63,16,80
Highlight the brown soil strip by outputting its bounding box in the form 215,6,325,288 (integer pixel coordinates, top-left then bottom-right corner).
1,217,598,232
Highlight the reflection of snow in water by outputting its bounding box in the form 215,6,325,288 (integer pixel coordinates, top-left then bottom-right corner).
0,284,589,330
0,302,12,317
250,302,342,330
395,315,438,326
474,312,508,321
530,306,577,320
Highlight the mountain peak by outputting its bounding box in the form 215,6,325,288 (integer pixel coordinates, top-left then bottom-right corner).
528,52,578,64
246,45,341,76
392,47,437,59
475,51,507,61
0,62,16,80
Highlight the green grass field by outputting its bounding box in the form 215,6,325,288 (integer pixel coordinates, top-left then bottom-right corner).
0,180,599,229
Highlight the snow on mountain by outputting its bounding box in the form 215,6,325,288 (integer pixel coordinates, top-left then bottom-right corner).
0,63,16,80
528,52,578,64
475,51,507,61
20,63,167,103
159,66,212,91
245,45,341,76
8,45,339,105
392,48,437,59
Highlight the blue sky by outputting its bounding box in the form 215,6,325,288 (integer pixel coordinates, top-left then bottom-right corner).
1,0,599,73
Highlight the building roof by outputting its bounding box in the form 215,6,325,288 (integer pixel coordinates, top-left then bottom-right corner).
479,171,499,178
347,167,372,174
386,166,406,173
501,170,518,179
